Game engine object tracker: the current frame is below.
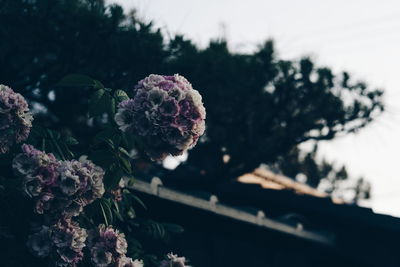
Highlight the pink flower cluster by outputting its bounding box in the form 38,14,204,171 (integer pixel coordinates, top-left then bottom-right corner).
13,145,144,266
12,144,105,217
0,84,33,153
87,224,143,267
27,217,88,267
115,74,206,161
160,253,189,267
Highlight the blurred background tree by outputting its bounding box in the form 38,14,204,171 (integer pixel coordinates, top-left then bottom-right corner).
0,0,383,203
272,145,371,203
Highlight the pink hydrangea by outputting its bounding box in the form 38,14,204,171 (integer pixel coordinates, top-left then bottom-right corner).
51,218,87,266
115,74,206,161
117,256,144,267
57,157,105,209
160,253,189,267
27,218,87,267
87,224,129,267
13,144,60,199
13,145,105,217
0,84,33,153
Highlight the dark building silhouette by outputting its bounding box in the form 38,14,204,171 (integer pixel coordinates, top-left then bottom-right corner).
130,172,400,267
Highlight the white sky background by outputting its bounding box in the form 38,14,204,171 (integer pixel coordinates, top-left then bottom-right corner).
109,0,400,217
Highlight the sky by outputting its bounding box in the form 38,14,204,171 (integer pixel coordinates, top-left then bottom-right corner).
109,0,400,217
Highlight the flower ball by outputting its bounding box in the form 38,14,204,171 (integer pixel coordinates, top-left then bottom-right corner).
115,74,206,160
0,84,33,153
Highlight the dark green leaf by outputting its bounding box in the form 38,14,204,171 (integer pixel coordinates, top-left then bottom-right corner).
89,150,116,166
127,207,136,219
114,90,129,103
109,97,116,116
163,223,184,233
118,147,131,158
61,143,75,159
99,200,113,225
119,156,132,174
89,90,114,117
89,89,106,117
128,192,147,210
93,80,105,89
64,136,79,145
144,220,165,239
154,223,165,239
104,166,124,189
93,128,119,145
112,201,124,222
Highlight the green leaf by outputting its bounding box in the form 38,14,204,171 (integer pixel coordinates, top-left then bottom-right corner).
112,201,124,222
114,90,129,103
89,90,113,117
61,143,75,159
144,220,165,239
163,223,184,233
31,125,47,137
57,74,94,87
93,128,119,145
47,129,66,160
122,176,135,187
93,80,105,89
109,97,116,116
104,199,114,224
41,138,46,151
99,200,113,226
104,166,124,189
89,89,105,117
126,191,147,210
90,89,105,102
119,156,132,174
89,150,116,167
64,136,79,145
118,147,131,158
127,207,136,219
154,223,165,239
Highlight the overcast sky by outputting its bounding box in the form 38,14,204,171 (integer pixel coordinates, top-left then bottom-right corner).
109,0,400,217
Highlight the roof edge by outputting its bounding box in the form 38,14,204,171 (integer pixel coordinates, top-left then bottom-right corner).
128,177,335,246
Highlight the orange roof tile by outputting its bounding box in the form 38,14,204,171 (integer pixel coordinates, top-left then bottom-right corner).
238,168,344,204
